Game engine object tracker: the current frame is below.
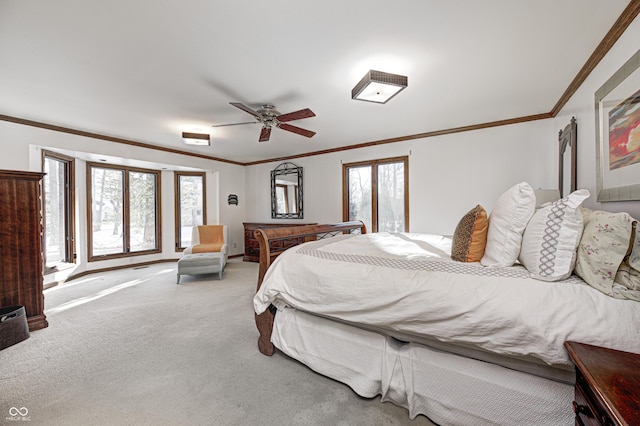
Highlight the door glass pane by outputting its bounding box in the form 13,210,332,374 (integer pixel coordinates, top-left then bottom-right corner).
92,168,124,256
377,162,405,233
44,157,67,265
179,175,204,247
129,172,157,252
347,166,372,233
275,185,288,213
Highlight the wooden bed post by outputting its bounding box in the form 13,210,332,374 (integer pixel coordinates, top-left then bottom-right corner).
253,221,366,356
255,229,276,356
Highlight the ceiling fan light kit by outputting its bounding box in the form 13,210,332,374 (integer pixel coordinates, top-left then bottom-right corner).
352,70,408,104
213,102,316,142
181,131,210,146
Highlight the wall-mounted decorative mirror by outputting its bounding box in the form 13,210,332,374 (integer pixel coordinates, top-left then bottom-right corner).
558,116,577,198
271,162,303,219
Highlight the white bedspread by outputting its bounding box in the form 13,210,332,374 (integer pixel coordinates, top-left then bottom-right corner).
254,232,640,367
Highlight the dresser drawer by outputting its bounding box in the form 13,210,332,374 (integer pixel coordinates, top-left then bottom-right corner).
574,376,614,426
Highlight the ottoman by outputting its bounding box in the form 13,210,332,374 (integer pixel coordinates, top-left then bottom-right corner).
177,252,225,283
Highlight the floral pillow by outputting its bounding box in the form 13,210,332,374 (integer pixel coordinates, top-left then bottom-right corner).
613,222,640,301
574,208,635,296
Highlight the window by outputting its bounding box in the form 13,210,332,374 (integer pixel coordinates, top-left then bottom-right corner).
174,172,206,251
343,156,409,233
43,151,75,267
88,163,160,260
275,184,289,214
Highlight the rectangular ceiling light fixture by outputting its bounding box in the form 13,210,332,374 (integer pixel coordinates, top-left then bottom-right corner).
182,132,210,146
351,70,408,104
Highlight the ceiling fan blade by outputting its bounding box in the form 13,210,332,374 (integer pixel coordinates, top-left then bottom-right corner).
230,102,262,119
211,121,257,128
276,108,315,123
259,126,271,142
278,123,316,138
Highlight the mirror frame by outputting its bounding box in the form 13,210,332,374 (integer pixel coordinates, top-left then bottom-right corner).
558,116,577,198
271,162,303,219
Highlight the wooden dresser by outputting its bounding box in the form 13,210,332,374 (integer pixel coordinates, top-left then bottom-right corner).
243,222,316,262
0,170,48,331
565,341,640,425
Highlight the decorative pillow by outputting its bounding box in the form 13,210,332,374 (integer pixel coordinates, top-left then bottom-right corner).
451,205,488,262
518,189,589,281
574,209,635,296
614,222,640,300
481,182,536,267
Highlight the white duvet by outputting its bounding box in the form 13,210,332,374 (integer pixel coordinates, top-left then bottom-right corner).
254,232,640,367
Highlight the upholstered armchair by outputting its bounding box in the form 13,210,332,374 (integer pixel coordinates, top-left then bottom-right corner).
183,225,229,264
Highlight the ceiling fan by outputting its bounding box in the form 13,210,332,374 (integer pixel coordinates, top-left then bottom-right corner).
213,102,316,142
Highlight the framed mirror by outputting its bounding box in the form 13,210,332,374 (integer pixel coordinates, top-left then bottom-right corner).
271,162,303,219
558,116,577,198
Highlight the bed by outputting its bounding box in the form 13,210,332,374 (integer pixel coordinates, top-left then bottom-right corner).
252,217,640,425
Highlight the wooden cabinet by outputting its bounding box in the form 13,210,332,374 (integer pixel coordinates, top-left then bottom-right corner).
565,341,640,425
243,222,316,262
0,170,48,331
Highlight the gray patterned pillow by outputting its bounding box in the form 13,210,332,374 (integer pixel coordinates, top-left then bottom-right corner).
519,189,589,281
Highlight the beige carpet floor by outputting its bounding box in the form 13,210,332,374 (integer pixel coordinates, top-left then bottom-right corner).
0,259,435,426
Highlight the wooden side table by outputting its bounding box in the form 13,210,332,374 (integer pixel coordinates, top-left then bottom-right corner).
565,341,640,425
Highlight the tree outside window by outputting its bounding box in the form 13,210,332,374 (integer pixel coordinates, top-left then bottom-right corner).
174,172,206,250
343,156,408,233
88,163,160,260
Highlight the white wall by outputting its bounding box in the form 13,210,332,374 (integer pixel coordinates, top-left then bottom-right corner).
0,120,246,276
247,14,640,232
246,118,556,235
554,15,640,219
2,12,638,273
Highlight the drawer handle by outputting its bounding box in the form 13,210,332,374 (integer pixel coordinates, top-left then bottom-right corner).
572,401,592,416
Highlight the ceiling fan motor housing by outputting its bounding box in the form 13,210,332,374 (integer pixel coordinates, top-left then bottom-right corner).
223,102,316,142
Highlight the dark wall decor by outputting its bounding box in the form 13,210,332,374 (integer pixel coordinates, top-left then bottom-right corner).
559,116,577,198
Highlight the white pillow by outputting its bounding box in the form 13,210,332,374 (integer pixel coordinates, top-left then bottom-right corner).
481,182,535,267
519,189,590,281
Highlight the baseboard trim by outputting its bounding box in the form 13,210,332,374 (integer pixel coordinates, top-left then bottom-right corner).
65,259,178,282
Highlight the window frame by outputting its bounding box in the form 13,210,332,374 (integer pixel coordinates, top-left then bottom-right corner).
174,171,207,252
42,150,76,268
87,162,161,261
342,156,409,233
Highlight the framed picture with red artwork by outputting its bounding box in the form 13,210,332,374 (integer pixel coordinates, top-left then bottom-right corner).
595,49,640,202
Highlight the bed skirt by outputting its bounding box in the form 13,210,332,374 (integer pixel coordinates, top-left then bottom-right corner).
272,306,573,425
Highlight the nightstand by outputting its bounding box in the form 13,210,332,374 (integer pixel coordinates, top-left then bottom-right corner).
564,341,640,425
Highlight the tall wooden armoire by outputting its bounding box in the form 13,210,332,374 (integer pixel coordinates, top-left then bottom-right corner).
0,170,48,331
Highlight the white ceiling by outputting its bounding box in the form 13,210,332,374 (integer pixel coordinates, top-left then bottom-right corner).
0,0,632,164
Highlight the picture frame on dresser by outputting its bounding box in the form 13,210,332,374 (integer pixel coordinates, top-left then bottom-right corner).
595,48,640,202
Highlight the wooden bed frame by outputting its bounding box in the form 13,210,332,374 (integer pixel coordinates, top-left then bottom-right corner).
251,221,579,424
253,221,367,355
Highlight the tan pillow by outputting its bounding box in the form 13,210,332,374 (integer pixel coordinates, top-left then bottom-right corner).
574,208,635,296
451,205,488,262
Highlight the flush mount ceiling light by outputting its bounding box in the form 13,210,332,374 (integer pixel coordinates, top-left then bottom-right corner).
351,70,408,104
182,132,210,146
